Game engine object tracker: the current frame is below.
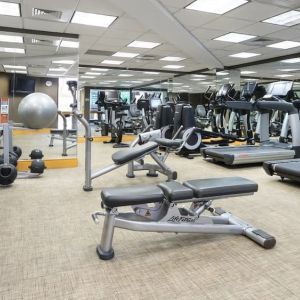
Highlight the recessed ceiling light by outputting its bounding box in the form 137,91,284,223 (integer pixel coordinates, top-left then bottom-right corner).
6,70,27,74
0,34,23,43
81,75,95,79
52,60,75,64
241,70,256,74
71,11,117,28
85,72,103,75
0,47,24,54
126,80,143,84
91,68,109,71
101,60,123,65
49,68,67,72
191,74,207,78
127,40,161,49
198,81,212,84
182,85,190,88
0,1,20,17
160,56,186,62
105,80,117,83
267,41,300,49
118,74,133,77
281,58,300,63
263,10,300,27
47,74,64,77
275,74,294,77
141,78,153,81
3,65,26,70
143,71,160,75
190,78,206,81
186,0,248,15
230,52,260,58
163,65,184,69
278,68,299,72
112,52,139,58
60,41,79,48
120,84,132,87
214,32,256,43
216,71,229,75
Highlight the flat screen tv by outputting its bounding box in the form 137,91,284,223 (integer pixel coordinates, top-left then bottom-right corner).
9,75,35,95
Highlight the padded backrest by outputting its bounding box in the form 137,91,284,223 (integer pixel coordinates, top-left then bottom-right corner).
129,104,141,117
154,104,174,130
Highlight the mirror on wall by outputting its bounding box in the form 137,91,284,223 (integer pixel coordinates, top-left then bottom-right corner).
0,30,79,160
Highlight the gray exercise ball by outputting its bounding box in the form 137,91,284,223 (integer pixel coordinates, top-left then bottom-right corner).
18,92,57,129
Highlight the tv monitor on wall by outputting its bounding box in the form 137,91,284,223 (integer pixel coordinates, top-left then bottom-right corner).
9,75,36,95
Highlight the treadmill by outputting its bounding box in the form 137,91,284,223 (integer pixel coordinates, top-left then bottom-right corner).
201,81,300,165
263,99,300,182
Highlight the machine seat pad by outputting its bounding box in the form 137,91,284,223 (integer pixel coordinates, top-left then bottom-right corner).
101,184,164,208
155,138,182,148
183,177,258,198
275,162,300,177
112,142,158,165
50,129,77,135
158,181,194,201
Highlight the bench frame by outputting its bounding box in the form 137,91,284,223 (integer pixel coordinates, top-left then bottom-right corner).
92,188,276,260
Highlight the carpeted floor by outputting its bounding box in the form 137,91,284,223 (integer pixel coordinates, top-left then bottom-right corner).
1,142,300,300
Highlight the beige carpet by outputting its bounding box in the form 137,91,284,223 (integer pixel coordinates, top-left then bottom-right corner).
1,142,300,300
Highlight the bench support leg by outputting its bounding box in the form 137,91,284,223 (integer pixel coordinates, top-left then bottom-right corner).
97,211,115,260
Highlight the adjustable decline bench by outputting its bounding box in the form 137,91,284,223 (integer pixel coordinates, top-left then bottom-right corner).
92,176,276,260
263,158,300,183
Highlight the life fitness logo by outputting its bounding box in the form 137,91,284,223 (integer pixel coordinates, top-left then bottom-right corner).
167,216,195,223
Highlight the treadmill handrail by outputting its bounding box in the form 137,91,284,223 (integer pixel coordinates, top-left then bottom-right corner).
257,100,298,114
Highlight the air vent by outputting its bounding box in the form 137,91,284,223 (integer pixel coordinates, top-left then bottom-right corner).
136,55,158,61
85,50,115,56
32,8,62,20
243,37,278,47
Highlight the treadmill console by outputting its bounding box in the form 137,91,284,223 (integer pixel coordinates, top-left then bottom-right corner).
265,81,293,98
241,82,257,99
216,83,232,97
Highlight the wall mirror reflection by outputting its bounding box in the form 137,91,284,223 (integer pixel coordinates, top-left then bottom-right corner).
0,30,79,167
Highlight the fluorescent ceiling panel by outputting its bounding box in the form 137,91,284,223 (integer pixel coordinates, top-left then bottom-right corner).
0,34,23,43
3,65,26,70
60,41,79,48
278,68,299,72
81,75,95,78
0,1,20,16
281,58,300,63
6,70,26,74
216,71,229,75
263,10,300,27
160,56,186,62
241,70,256,74
112,52,139,58
214,33,256,43
230,52,260,58
91,68,109,71
275,74,294,77
186,0,248,15
267,41,300,49
118,74,133,77
85,72,103,75
101,60,123,65
127,40,161,49
163,65,184,69
52,60,75,64
71,11,117,28
0,47,24,54
49,68,67,72
191,74,207,77
144,71,160,74
190,78,205,81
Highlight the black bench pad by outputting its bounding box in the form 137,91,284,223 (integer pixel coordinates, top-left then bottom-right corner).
101,185,164,208
183,177,258,198
158,181,193,201
50,129,77,135
112,142,158,165
155,138,182,149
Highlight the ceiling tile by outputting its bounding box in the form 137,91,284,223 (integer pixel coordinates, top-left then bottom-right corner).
203,16,253,32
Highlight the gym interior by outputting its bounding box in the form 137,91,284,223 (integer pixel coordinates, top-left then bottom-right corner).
1,0,300,299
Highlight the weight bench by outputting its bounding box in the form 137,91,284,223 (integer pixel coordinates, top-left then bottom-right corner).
263,158,300,183
84,141,177,191
92,176,276,260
